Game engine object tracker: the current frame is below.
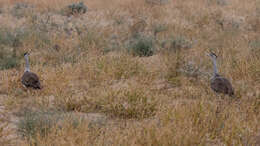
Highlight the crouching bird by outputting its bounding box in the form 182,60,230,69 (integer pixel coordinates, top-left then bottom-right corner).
21,52,41,89
208,51,234,96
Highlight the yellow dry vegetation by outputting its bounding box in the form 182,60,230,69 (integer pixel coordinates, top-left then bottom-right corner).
0,0,259,145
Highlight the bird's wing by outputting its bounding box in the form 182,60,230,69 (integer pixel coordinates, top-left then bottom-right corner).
22,72,41,89
21,72,30,86
211,77,234,95
221,77,234,95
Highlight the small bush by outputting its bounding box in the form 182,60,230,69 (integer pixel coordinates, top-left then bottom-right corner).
65,2,87,16
128,35,155,57
102,89,157,119
145,0,170,5
0,30,17,47
208,0,228,6
0,28,26,67
0,49,21,70
11,3,33,18
17,109,61,139
0,28,29,48
17,108,84,140
0,56,19,70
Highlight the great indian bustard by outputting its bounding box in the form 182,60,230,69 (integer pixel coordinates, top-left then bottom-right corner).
21,52,41,89
208,51,234,96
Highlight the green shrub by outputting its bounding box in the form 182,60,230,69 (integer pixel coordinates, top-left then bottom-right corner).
0,28,28,48
17,109,60,139
11,3,33,18
145,0,170,5
0,56,19,70
128,35,155,57
65,2,88,16
208,0,227,6
0,49,21,70
17,108,84,140
0,29,17,47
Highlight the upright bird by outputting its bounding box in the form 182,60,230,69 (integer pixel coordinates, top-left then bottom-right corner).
21,52,41,89
208,51,234,96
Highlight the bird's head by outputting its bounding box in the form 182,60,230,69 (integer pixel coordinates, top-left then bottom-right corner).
24,52,29,56
24,52,30,56
207,51,217,59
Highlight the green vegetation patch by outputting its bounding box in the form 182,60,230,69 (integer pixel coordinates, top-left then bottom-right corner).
0,49,21,70
128,35,155,57
63,2,88,16
17,108,84,140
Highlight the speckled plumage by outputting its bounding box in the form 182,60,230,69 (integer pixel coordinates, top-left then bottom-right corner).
210,74,234,96
21,71,41,89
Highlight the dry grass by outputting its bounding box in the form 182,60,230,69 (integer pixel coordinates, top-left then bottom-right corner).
0,0,259,145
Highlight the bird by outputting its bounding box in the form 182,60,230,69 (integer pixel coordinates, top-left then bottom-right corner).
208,51,234,96
21,52,41,89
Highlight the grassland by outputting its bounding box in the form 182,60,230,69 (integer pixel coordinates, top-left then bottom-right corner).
0,0,259,145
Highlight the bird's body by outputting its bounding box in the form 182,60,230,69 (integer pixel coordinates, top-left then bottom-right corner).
210,74,234,96
21,52,41,89
208,52,234,96
22,71,41,89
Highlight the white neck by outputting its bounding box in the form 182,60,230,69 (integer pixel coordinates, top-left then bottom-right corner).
210,57,218,76
24,54,30,72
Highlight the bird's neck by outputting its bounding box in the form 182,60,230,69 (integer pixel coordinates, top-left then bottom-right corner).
212,58,218,76
25,55,30,72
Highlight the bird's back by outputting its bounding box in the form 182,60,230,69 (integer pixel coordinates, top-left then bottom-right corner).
210,75,234,96
21,71,41,89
